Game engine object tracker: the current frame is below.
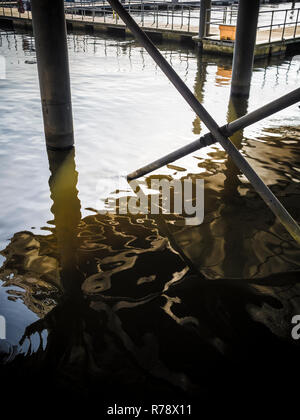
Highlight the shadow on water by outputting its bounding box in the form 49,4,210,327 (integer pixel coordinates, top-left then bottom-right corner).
0,26,300,413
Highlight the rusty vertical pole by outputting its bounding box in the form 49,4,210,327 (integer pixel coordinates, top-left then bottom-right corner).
31,0,74,149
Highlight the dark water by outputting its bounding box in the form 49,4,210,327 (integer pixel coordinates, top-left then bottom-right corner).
0,27,300,414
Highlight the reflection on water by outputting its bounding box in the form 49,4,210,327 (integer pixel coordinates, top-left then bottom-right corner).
1,145,300,405
47,149,83,295
192,56,207,135
0,27,300,407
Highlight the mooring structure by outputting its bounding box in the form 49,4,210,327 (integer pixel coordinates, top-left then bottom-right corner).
28,0,300,244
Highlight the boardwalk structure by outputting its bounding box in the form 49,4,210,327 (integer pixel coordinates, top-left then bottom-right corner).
1,2,300,57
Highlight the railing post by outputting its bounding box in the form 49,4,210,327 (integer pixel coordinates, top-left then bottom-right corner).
166,5,169,26
293,8,299,38
282,9,288,40
31,0,74,150
269,10,274,43
198,0,211,39
231,0,260,97
181,5,183,29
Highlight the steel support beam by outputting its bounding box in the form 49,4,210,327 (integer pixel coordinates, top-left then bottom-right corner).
31,0,74,149
230,0,260,97
127,88,300,180
199,0,211,38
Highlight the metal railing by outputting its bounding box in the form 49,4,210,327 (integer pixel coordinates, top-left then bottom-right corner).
63,0,200,32
0,0,201,33
258,8,300,42
205,6,238,25
206,6,300,41
0,1,31,19
1,1,300,41
203,5,237,37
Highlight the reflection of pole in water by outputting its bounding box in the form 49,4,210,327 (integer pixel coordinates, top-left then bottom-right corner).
47,148,83,295
222,93,249,277
192,55,208,135
223,94,249,199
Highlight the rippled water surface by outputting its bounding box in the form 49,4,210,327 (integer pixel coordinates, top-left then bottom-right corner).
0,26,300,412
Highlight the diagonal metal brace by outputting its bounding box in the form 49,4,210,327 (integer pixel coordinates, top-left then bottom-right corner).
127,88,300,180
107,0,300,244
